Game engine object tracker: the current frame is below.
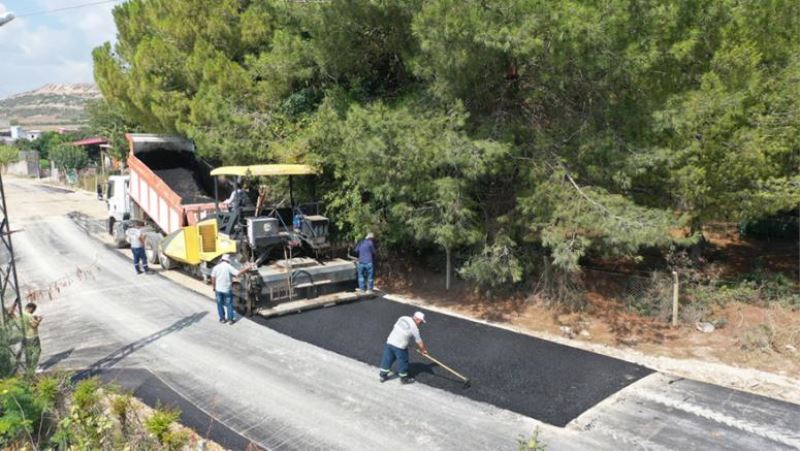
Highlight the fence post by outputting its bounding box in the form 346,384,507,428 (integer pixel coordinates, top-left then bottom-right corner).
672,271,679,326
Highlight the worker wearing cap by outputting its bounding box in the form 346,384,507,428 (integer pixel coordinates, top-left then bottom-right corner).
210,255,252,325
379,311,428,384
354,232,376,294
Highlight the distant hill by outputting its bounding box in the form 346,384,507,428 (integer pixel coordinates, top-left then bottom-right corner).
0,83,101,129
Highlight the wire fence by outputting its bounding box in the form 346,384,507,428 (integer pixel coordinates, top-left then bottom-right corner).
581,268,674,322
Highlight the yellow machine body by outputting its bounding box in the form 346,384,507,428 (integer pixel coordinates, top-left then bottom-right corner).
161,217,237,265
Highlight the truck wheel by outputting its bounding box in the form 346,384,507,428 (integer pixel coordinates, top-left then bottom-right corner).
158,246,176,270
112,221,128,248
144,234,162,265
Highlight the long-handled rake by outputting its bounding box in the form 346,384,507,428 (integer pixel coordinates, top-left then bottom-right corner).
417,349,472,388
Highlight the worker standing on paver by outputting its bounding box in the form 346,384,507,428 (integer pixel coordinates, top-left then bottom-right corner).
379,311,428,384
354,232,376,294
211,254,253,325
125,222,149,274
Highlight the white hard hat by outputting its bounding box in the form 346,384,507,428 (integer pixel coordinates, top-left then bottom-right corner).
221,254,231,262
413,311,426,323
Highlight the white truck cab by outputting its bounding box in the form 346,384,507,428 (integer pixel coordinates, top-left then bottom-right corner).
106,175,132,247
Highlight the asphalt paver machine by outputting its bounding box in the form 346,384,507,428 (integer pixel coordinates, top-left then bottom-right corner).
159,164,357,315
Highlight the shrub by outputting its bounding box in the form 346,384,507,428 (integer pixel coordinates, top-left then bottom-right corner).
518,426,547,451
145,406,181,444
49,143,88,170
54,377,114,449
740,323,775,352
110,394,133,432
162,428,192,450
0,377,41,445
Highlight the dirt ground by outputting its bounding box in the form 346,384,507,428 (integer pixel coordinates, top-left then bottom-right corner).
378,240,800,405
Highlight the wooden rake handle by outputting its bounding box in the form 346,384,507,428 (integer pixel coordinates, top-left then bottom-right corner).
416,349,469,382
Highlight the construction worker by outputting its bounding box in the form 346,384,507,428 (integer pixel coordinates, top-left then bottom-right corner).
211,254,253,325
22,303,42,372
125,222,149,274
354,232,376,294
379,311,428,384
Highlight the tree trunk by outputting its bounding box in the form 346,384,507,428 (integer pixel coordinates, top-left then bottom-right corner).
445,246,451,291
689,217,706,262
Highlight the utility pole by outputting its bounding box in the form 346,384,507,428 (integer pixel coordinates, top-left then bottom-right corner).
0,171,27,372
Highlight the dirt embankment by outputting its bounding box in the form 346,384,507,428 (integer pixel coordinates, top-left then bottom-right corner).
378,248,800,405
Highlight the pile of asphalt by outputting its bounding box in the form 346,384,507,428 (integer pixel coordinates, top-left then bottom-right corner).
152,167,215,204
261,297,652,427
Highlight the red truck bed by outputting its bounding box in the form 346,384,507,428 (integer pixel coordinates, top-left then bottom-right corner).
126,134,218,234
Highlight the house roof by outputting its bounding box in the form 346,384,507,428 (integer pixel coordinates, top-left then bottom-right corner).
70,137,108,146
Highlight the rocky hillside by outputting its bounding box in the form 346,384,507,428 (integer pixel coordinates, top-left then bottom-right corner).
0,83,101,128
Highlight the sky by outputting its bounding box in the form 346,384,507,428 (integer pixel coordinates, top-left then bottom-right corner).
0,0,119,98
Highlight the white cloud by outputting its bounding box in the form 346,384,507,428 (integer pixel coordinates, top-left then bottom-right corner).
0,0,117,97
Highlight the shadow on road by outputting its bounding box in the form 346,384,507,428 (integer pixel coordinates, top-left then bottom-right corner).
408,361,466,386
77,311,207,378
40,348,74,371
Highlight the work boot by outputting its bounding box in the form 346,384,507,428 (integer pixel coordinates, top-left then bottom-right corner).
379,372,390,383
400,376,416,385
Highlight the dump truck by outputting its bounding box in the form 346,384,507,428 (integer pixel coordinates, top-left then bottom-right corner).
105,134,222,265
106,134,360,316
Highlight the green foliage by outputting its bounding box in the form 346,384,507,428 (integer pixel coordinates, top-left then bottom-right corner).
86,99,138,160
0,144,19,167
54,377,114,449
29,131,68,160
50,143,89,170
518,426,547,451
94,0,800,291
688,269,800,312
0,377,41,444
459,234,523,290
144,406,181,445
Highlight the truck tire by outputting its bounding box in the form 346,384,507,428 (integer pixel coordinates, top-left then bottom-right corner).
111,221,128,248
158,246,176,270
144,233,162,265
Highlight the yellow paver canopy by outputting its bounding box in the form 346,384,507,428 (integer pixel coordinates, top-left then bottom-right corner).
210,164,319,177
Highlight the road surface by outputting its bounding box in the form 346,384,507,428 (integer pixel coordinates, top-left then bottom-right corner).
7,177,800,450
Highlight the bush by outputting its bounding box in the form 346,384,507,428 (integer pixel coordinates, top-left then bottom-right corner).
145,406,181,444
686,270,800,312
459,235,523,292
740,213,799,241
110,394,133,432
518,426,547,451
49,143,88,170
740,323,776,352
623,272,673,320
0,377,42,444
0,144,19,168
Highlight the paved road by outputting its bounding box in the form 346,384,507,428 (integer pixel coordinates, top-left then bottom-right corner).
262,299,652,427
7,177,800,450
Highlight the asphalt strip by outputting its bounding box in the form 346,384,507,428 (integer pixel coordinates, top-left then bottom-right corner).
258,297,653,427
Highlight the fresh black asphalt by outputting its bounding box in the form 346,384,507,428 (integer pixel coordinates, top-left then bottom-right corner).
260,297,652,427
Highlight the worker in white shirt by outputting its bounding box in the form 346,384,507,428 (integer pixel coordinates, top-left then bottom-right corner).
211,254,253,324
125,222,149,274
379,311,429,384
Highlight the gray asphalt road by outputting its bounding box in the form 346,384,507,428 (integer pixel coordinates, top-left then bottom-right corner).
8,178,800,450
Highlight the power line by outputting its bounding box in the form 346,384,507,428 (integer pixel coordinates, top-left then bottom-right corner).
16,0,122,18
